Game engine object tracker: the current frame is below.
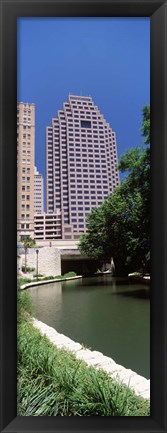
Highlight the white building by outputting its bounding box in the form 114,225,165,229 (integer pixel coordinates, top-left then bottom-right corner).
34,212,61,240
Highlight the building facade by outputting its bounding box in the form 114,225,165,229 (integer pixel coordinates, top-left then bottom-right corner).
34,212,61,241
17,102,35,241
34,166,44,214
46,95,120,240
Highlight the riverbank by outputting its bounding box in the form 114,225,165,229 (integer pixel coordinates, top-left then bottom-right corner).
20,274,83,290
20,276,150,399
32,317,150,401
128,273,150,285
17,287,150,416
17,323,150,416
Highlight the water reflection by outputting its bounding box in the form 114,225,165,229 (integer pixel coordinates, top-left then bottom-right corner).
28,282,63,322
28,276,150,378
115,287,150,299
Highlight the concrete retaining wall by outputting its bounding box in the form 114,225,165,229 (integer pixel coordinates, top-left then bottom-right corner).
22,247,61,277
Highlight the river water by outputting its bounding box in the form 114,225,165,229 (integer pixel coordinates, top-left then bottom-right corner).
28,275,150,379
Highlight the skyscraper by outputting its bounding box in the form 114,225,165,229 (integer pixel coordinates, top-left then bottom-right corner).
34,166,44,214
46,95,119,240
17,102,35,241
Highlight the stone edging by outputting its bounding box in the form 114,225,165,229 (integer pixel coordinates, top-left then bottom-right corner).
32,317,150,401
20,275,83,290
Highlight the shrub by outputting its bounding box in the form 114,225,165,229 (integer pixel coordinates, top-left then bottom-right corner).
63,271,76,278
22,266,35,273
41,275,60,280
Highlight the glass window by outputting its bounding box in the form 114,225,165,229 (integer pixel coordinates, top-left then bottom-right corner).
81,120,91,129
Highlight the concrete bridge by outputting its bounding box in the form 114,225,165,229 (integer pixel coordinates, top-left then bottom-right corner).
60,248,100,275
17,240,101,277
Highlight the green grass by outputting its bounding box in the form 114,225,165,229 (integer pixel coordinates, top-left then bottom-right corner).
18,277,32,285
17,283,33,323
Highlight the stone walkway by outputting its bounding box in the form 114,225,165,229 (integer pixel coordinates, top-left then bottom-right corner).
32,318,150,400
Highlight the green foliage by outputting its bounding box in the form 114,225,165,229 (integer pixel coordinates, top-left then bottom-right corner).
95,269,102,274
141,105,150,144
17,283,33,323
79,207,108,259
22,236,36,249
22,236,36,274
17,321,150,416
41,275,61,280
63,271,77,278
18,277,32,285
22,266,35,273
79,106,150,274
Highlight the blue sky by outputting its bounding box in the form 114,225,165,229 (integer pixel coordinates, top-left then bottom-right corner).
17,17,150,184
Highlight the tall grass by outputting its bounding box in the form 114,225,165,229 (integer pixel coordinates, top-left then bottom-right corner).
17,317,150,416
17,281,33,322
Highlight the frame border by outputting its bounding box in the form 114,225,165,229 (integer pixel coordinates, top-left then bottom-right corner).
0,0,167,432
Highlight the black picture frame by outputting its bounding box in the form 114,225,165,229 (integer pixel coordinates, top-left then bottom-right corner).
0,0,167,432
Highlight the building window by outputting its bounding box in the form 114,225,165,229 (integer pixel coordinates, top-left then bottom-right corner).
81,120,91,129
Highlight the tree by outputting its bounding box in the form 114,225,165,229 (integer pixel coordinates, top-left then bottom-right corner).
22,236,36,273
141,105,150,144
79,106,150,275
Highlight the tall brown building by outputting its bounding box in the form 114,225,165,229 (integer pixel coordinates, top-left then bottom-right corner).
46,95,120,240
17,102,35,241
